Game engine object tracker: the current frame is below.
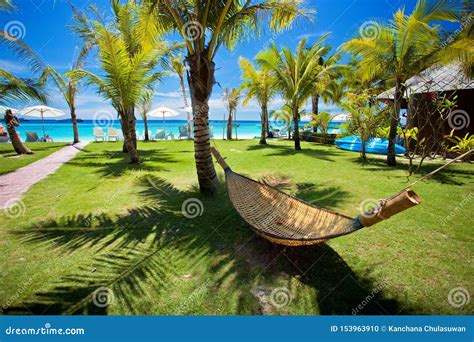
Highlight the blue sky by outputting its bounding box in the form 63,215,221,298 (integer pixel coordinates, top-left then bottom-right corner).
0,0,452,120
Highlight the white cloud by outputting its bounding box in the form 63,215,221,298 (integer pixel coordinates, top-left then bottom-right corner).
0,59,28,74
154,91,183,98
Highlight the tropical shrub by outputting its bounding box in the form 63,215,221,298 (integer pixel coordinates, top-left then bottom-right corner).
341,93,389,159
446,130,474,160
306,111,334,143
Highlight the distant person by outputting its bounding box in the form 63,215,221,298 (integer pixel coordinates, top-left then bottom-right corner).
0,124,7,136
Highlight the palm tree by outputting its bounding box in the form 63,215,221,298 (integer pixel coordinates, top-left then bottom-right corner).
1,69,46,154
342,93,389,159
145,0,310,194
223,87,241,140
0,0,14,12
256,37,329,150
0,0,50,154
309,43,342,117
239,57,275,144
170,52,191,137
69,1,169,163
137,87,154,142
41,46,91,144
344,0,463,166
307,111,334,143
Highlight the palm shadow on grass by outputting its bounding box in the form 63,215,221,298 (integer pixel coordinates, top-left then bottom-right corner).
351,157,472,186
1,144,68,158
245,142,341,162
7,173,411,315
65,148,179,177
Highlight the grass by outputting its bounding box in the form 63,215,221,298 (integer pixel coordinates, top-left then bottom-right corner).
0,140,472,315
0,142,68,175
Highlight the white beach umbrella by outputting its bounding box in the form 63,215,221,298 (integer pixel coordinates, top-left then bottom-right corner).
332,113,351,122
0,106,19,114
20,105,65,139
148,106,180,134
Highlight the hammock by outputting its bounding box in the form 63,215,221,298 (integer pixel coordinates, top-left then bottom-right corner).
210,147,424,246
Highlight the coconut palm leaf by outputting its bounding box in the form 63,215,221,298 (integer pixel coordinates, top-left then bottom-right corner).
0,69,47,106
0,0,14,12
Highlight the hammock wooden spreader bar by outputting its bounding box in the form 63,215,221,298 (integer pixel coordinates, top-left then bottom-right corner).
211,147,422,246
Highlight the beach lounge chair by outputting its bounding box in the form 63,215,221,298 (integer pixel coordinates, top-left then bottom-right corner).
108,127,120,141
154,130,166,140
94,127,106,142
43,135,54,142
269,128,280,138
25,132,40,142
279,127,289,138
178,125,190,139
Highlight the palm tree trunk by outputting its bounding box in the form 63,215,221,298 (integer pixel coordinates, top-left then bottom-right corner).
70,105,80,144
122,123,128,153
361,138,367,159
312,94,319,115
312,94,319,133
120,109,139,163
5,110,32,155
143,114,149,141
186,53,218,195
128,109,138,149
234,109,238,139
259,104,267,145
265,107,270,137
227,110,233,140
387,81,403,166
179,75,192,138
293,105,301,150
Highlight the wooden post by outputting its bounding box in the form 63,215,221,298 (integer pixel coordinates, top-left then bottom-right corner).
358,189,421,227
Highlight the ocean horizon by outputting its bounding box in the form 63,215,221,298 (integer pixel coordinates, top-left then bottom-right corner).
8,119,338,142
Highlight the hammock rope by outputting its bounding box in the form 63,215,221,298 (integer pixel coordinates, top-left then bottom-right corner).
210,146,472,246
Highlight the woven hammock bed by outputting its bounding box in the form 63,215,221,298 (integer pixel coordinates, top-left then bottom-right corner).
211,147,422,246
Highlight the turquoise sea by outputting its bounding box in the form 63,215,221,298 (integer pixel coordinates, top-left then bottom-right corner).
10,119,343,142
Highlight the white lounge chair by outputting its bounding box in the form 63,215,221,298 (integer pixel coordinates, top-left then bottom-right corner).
94,127,106,142
108,127,120,141
154,130,166,140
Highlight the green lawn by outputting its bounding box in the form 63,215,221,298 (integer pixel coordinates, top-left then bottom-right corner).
0,140,472,315
0,143,68,175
